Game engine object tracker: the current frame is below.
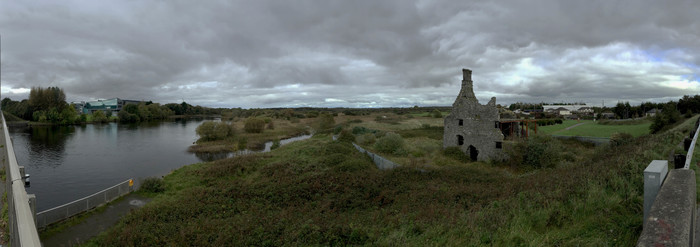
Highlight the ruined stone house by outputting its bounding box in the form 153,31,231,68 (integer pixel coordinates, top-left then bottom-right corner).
443,69,504,161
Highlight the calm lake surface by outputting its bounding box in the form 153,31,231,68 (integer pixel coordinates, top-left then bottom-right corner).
9,119,211,211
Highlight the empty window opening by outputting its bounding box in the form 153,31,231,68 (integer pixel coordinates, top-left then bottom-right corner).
495,121,500,129
458,119,463,126
496,142,502,149
457,135,464,145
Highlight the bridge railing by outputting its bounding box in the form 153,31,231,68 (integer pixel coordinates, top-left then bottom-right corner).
36,178,133,228
638,117,700,246
1,113,42,246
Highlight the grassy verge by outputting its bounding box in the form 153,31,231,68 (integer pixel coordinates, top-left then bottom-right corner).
87,115,696,245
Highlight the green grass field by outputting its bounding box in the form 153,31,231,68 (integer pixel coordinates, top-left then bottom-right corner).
539,120,651,138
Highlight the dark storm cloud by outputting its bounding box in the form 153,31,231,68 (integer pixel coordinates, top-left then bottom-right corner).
1,0,698,108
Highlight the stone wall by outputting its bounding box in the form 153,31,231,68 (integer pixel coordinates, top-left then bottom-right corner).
443,69,505,161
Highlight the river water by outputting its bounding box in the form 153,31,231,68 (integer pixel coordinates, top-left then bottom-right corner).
8,119,310,211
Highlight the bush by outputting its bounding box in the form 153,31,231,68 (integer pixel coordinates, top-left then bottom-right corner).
140,177,165,193
504,135,562,169
244,118,266,133
92,110,108,123
333,126,343,135
196,121,234,141
267,121,275,130
318,113,335,131
374,132,404,154
610,132,634,146
356,133,376,145
337,129,355,143
431,109,442,118
270,139,281,150
443,147,469,163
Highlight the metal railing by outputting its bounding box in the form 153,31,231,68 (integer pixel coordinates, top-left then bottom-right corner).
36,178,133,228
1,113,41,246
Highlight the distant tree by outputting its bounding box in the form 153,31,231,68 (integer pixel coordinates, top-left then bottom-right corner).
59,106,78,124
431,109,442,118
92,110,108,123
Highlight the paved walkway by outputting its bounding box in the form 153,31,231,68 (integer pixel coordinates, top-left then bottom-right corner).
41,194,151,247
551,122,587,135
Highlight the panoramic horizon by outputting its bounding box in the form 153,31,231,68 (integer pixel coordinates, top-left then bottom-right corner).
1,1,699,108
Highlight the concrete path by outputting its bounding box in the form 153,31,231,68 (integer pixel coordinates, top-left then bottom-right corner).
551,122,587,135
41,194,151,247
564,122,587,131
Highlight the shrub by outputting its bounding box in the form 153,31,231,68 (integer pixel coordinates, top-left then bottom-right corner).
196,121,234,141
333,126,343,135
318,113,335,131
357,133,376,145
374,132,404,154
610,132,634,146
92,110,108,123
443,147,469,163
270,139,281,150
431,109,442,118
244,118,266,133
140,177,165,193
267,121,275,130
504,135,562,169
337,129,355,143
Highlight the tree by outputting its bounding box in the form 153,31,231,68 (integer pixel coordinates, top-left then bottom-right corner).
92,110,108,123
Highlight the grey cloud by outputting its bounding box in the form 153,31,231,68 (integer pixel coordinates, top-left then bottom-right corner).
1,0,699,107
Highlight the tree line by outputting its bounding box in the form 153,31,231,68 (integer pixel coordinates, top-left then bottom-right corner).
1,87,218,124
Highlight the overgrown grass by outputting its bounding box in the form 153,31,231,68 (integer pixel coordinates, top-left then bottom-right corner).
89,116,696,245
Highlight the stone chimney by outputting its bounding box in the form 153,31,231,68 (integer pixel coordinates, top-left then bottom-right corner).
460,68,476,99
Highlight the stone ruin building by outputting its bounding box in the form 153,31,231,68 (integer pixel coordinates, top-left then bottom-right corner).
443,69,505,161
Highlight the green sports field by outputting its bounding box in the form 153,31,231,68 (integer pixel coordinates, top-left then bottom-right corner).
538,119,651,138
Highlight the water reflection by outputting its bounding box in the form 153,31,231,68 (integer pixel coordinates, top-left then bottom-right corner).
21,125,75,168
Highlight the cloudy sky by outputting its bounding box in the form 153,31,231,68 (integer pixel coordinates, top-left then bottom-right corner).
1,0,699,108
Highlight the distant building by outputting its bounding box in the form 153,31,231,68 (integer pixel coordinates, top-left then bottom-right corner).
646,109,662,117
575,107,594,115
600,112,615,119
71,101,85,113
82,98,141,114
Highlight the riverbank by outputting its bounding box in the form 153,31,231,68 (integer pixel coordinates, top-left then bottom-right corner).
85,115,698,245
